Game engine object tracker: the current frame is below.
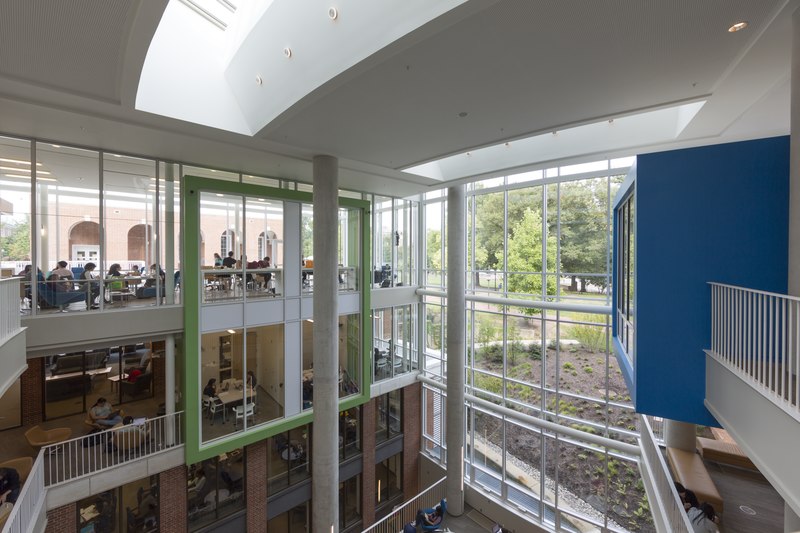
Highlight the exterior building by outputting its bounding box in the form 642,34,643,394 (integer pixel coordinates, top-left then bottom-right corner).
0,2,799,533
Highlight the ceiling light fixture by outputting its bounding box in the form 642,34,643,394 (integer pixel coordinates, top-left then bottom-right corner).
458,111,468,118
728,21,748,32
328,7,338,20
227,329,236,334
0,157,39,166
3,174,32,179
37,177,57,182
283,47,292,58
255,75,263,85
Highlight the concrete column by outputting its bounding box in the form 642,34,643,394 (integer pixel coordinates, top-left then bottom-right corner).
446,185,466,516
785,502,800,533
664,419,696,452
165,334,175,445
312,155,339,533
791,8,800,297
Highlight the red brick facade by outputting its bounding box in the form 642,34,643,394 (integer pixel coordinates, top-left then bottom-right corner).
159,465,188,532
360,398,376,526
402,382,421,501
246,439,268,531
21,358,43,426
45,502,76,533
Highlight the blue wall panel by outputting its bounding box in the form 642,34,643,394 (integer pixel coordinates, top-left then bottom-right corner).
635,136,789,425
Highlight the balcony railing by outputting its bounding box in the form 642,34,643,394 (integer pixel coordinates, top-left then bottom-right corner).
0,277,22,342
43,411,183,486
709,282,800,421
638,415,693,533
2,453,45,533
361,476,446,533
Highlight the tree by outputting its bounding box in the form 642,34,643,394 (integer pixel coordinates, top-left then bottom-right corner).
301,214,313,258
507,207,557,310
0,217,31,261
557,179,608,292
472,189,540,286
426,229,442,270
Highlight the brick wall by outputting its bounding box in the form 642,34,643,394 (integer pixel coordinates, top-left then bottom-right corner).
246,440,268,531
45,502,76,533
21,358,43,425
159,465,188,532
360,399,376,526
402,383,421,501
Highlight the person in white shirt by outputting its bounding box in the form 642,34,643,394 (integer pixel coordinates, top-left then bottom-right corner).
687,502,719,533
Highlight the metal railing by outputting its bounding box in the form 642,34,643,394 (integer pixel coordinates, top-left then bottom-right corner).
638,415,692,533
2,453,45,533
709,282,800,420
361,476,447,533
43,411,183,486
0,277,22,342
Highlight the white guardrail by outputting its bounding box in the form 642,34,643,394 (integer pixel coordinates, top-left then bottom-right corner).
2,454,45,533
1,412,183,533
361,476,447,533
709,282,800,420
43,411,183,486
638,415,693,533
0,277,22,343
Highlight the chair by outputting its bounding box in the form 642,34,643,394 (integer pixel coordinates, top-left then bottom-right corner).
232,403,255,428
208,397,225,425
414,499,447,531
85,408,125,430
0,457,33,484
111,426,146,456
202,395,212,416
24,425,72,449
120,372,153,400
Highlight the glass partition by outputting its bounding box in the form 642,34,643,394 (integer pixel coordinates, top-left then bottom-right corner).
301,204,313,293
200,192,243,303
267,425,310,495
245,197,283,298
301,314,361,410
338,207,360,292
36,143,100,313
188,447,245,530
0,136,32,288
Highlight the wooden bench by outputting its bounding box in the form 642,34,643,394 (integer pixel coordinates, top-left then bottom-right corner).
666,447,724,514
697,435,756,470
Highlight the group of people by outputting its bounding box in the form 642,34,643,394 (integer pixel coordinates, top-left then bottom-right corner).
203,371,257,399
212,253,275,291
675,482,721,532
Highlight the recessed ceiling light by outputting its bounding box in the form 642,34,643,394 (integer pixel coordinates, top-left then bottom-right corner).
0,158,35,165
728,21,748,32
227,329,236,334
51,145,61,148
216,193,224,197
113,154,121,158
37,177,57,182
328,7,338,20
283,47,292,58
458,111,468,118
255,75,263,85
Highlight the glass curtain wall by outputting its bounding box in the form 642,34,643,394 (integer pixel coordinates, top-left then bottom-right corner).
422,159,650,532
372,305,417,382
372,197,417,288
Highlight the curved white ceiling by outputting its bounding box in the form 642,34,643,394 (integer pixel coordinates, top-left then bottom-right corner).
136,0,468,135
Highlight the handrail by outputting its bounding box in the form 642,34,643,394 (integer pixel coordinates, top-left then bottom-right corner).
43,411,183,486
708,283,800,421
0,277,22,343
638,415,692,533
361,476,447,533
416,288,612,315
2,453,45,533
418,375,640,457
709,281,800,303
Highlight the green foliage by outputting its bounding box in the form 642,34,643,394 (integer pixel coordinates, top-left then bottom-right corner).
474,373,502,395
0,217,30,261
566,313,607,351
562,362,575,371
583,366,594,374
557,179,609,292
426,229,442,270
506,208,557,308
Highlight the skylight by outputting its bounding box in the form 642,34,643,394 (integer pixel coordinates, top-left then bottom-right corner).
403,101,706,182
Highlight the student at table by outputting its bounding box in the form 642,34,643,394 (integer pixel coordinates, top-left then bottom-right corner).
213,252,223,267
222,252,236,268
80,262,101,309
52,260,74,280
203,378,218,398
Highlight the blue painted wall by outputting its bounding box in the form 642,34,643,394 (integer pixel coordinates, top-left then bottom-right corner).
630,136,789,425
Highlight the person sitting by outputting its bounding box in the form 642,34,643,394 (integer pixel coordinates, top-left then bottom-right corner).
52,260,74,280
246,370,257,390
213,252,223,267
107,263,123,278
0,467,21,505
90,397,123,427
127,367,143,383
80,262,101,309
47,273,69,292
683,489,699,512
687,502,720,533
222,251,236,268
203,378,218,398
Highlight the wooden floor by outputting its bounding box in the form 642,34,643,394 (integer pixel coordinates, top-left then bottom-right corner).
705,458,784,533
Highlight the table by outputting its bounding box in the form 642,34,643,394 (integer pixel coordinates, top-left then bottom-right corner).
108,373,128,392
214,387,255,424
80,504,100,523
